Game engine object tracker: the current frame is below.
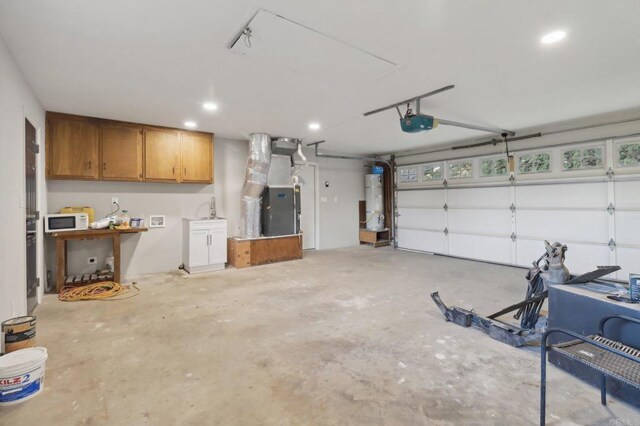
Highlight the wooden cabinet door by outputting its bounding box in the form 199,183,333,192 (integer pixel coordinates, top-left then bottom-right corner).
144,129,180,182
48,116,99,179
101,125,143,181
180,133,213,183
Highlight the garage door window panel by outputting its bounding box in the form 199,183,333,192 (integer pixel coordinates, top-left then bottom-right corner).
399,167,418,183
617,142,640,168
562,146,604,171
422,163,443,181
517,152,551,174
449,160,473,179
480,157,508,177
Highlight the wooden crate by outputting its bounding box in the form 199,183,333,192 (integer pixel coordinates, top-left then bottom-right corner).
228,234,303,268
359,229,391,247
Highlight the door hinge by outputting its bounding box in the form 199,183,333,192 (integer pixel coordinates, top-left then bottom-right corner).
33,143,40,154
606,167,614,179
443,203,448,212
607,202,615,215
36,277,41,287
510,203,516,213
608,238,616,251
34,211,40,220
511,232,517,242
444,227,449,236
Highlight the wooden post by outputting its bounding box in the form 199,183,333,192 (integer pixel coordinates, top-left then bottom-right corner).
56,238,66,293
113,233,121,283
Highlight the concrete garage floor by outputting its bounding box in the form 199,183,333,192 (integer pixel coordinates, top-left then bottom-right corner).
3,246,638,425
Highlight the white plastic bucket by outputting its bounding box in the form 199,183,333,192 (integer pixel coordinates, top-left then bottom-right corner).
0,347,48,406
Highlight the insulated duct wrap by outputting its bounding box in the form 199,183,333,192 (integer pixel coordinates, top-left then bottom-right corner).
240,133,272,238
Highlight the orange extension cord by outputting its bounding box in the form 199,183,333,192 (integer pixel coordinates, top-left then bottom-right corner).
58,281,140,302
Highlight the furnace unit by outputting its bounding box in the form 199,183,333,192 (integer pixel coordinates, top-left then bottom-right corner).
261,186,301,237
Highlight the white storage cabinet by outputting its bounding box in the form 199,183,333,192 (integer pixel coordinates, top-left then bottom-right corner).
183,218,227,273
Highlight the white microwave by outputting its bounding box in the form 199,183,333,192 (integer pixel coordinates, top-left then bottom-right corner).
44,213,89,233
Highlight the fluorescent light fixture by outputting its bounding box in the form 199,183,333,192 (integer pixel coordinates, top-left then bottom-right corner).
203,102,218,111
308,122,321,131
541,30,566,44
184,121,197,128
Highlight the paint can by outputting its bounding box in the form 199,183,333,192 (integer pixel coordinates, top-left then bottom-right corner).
2,316,36,354
630,273,640,301
0,347,48,406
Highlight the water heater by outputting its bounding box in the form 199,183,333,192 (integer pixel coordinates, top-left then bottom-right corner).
365,174,384,231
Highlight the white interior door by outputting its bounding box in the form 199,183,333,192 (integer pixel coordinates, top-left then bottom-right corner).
297,164,316,249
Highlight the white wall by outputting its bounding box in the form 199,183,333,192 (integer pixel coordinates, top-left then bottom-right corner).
46,137,248,280
46,142,367,282
303,148,366,249
0,35,46,323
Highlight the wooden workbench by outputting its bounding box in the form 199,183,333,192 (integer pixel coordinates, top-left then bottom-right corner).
51,228,148,292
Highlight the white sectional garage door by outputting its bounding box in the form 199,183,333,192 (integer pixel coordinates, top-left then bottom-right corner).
396,189,447,254
395,138,640,280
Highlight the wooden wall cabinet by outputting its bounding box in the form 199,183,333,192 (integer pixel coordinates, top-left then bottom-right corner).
180,132,213,183
46,112,214,184
47,115,99,179
101,124,143,181
144,129,181,182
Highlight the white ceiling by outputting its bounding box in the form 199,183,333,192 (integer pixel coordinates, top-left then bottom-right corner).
1,0,640,154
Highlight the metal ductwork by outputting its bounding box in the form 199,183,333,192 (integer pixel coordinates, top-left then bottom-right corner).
240,133,272,238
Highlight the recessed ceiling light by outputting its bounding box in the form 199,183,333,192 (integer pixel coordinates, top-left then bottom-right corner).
541,30,567,44
203,102,218,111
308,122,321,131
184,121,197,128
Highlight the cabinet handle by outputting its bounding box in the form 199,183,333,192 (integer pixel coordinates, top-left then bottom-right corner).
88,161,92,170
172,167,175,175
103,162,106,170
184,168,187,176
